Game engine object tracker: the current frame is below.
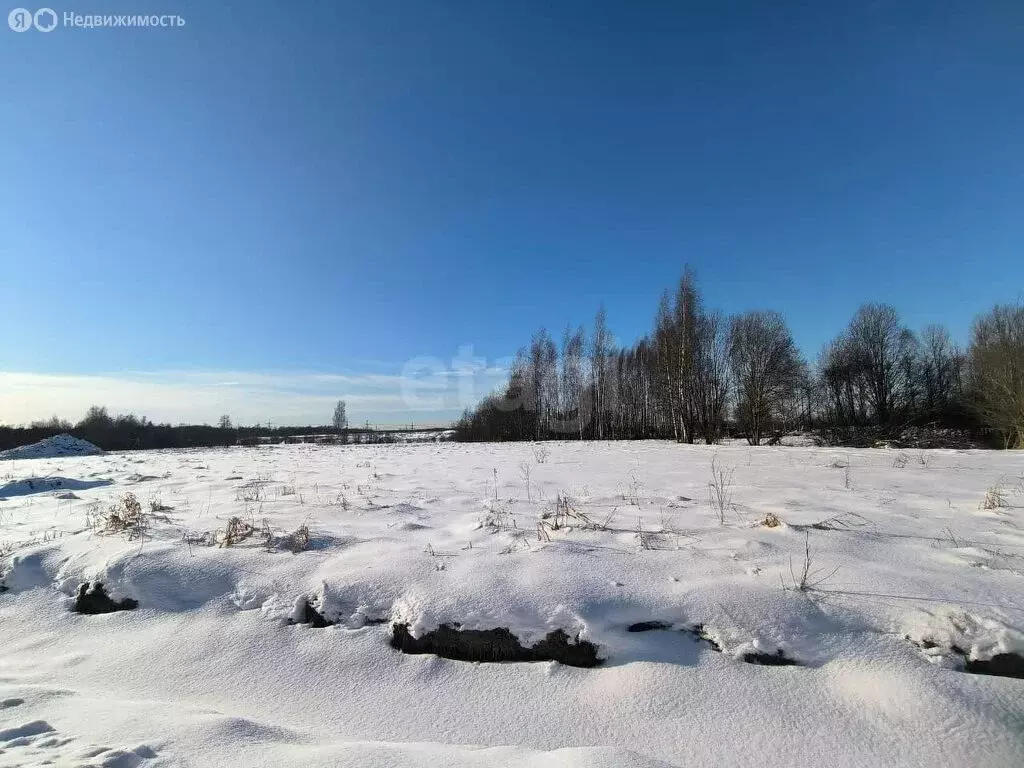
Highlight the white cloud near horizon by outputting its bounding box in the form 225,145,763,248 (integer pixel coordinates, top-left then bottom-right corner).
0,365,511,427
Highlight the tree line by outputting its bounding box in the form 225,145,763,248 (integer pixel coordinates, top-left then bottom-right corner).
455,268,1024,448
0,404,357,453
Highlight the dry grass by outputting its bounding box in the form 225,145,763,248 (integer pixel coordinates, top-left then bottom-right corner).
785,531,839,592
636,515,657,550
708,456,736,525
235,481,265,503
217,513,272,548
809,511,870,531
519,461,534,502
498,528,533,554
182,529,214,552
623,472,642,507
325,491,350,510
94,493,151,541
538,491,614,534
981,481,1007,510
280,522,312,553
480,500,515,533
185,515,311,554
149,497,173,513
761,512,782,528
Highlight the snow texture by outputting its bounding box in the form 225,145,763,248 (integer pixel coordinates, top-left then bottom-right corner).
1,441,1022,767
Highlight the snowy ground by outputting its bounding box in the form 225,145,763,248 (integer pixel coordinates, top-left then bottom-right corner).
1,441,1023,767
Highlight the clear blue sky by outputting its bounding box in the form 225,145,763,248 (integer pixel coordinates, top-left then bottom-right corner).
2,1,1022,425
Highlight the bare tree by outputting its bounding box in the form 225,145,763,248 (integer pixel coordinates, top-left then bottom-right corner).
692,311,731,444
969,305,1024,448
674,268,701,443
528,329,558,439
561,325,586,439
332,400,348,431
78,405,112,429
454,274,1011,447
846,303,915,425
729,310,802,445
591,305,611,440
794,360,816,430
652,291,680,440
30,415,73,430
218,414,233,430
919,324,959,418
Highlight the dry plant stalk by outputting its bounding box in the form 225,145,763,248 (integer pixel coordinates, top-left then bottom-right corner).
787,531,839,591
218,513,273,548
981,482,1007,510
99,493,149,541
281,522,311,553
708,456,735,525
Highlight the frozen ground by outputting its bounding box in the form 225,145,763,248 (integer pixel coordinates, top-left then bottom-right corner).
1,441,1023,767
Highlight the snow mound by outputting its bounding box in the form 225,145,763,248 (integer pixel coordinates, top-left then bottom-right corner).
0,434,104,460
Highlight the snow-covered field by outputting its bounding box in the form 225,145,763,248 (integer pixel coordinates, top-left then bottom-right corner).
1,441,1023,767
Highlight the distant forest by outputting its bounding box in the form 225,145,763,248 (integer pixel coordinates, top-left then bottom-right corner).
455,268,1024,449
0,407,399,453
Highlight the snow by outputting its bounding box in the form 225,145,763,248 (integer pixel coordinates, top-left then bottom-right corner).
0,434,104,461
1,441,1023,767
0,476,113,499
390,428,455,443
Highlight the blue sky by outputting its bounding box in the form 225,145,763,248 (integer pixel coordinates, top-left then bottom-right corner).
2,1,1022,426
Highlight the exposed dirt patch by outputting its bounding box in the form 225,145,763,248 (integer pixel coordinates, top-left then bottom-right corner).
74,582,139,614
391,623,603,667
291,599,335,628
965,653,1024,679
742,649,800,666
684,624,722,652
907,636,1024,679
681,625,797,665
288,599,389,629
627,621,673,633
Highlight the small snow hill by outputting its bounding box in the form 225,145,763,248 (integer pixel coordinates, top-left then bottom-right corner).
0,434,104,460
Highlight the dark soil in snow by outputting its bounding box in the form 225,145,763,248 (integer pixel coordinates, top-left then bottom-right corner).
74,583,138,614
965,653,1024,679
627,621,674,632
390,623,603,667
907,636,1024,679
684,624,723,652
291,599,334,628
742,649,800,666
